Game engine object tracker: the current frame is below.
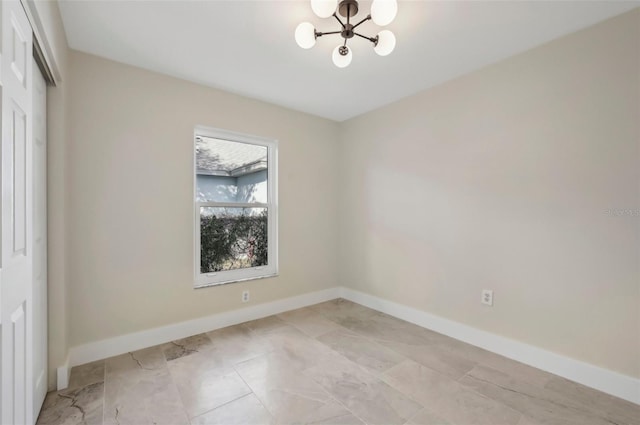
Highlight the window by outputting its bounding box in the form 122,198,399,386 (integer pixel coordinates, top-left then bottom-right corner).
194,126,278,287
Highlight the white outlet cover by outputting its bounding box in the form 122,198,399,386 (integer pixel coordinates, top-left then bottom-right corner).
482,289,494,306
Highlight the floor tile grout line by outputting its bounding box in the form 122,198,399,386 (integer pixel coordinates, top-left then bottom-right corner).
457,370,615,424
456,366,476,384
230,363,276,423
216,313,625,425
256,311,635,421
234,309,378,424
453,362,567,419
162,345,197,424
308,319,428,424
302,357,417,425
316,384,370,425
308,316,426,392
289,345,372,425
310,303,527,422
187,391,256,424
310,301,431,349
401,407,427,425
102,360,106,425
162,348,209,424
330,299,590,406
380,350,525,422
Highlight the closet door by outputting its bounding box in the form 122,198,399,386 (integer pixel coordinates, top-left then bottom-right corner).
32,56,47,419
0,0,34,424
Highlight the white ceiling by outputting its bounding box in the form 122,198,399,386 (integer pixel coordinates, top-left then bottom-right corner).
58,0,638,121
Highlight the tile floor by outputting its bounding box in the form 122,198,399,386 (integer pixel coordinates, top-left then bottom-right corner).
37,299,639,425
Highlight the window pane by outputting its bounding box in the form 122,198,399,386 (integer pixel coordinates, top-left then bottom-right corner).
200,207,268,273
196,137,268,203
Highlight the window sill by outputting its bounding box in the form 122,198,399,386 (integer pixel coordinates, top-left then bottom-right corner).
194,272,278,289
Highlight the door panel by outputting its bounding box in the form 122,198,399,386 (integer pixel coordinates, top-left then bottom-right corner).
11,303,26,425
1,1,33,424
9,11,26,89
13,103,27,254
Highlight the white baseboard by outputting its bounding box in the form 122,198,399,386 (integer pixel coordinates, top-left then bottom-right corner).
66,287,341,375
60,285,638,405
56,355,70,391
339,287,640,405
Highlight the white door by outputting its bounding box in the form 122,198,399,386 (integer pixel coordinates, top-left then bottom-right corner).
0,0,34,424
32,57,47,419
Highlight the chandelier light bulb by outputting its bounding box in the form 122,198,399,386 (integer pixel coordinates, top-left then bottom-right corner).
371,0,398,26
311,0,338,18
332,45,352,68
374,30,396,56
295,22,317,49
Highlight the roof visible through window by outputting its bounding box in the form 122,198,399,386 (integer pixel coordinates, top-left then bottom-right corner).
196,136,267,177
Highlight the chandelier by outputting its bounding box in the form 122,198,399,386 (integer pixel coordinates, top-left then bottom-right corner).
295,0,398,68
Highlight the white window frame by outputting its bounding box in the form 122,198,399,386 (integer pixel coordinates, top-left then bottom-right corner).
194,125,278,288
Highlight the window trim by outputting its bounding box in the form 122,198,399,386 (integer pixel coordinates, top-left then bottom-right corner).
193,125,278,288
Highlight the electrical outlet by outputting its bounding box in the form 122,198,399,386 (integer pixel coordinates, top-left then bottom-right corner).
481,289,493,306
242,290,250,303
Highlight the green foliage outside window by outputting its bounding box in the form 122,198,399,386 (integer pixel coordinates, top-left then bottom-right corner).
200,209,268,273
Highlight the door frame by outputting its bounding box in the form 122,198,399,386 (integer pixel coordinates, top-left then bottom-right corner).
21,0,61,86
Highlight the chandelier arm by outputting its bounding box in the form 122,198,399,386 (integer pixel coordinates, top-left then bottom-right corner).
316,30,342,37
354,32,378,45
351,15,371,30
332,13,346,29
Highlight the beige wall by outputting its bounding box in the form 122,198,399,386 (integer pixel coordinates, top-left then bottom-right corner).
66,51,340,346
51,4,638,384
31,0,71,390
338,10,640,378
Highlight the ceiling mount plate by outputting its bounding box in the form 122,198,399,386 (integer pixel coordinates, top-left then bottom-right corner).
338,0,359,18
